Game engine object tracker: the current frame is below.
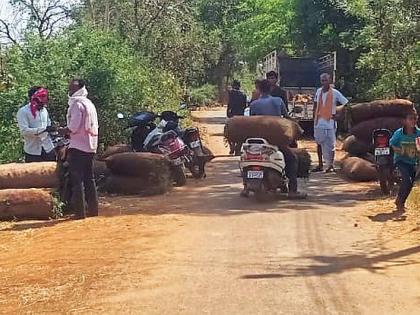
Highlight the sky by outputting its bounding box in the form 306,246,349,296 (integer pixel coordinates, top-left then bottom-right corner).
0,0,81,44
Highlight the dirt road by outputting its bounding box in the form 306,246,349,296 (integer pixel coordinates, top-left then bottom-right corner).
1,110,419,314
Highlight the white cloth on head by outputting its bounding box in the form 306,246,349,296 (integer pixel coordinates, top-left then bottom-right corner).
67,86,99,153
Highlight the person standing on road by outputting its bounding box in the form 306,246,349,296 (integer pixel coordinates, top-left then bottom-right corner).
227,80,247,118
266,71,289,111
17,86,56,163
226,80,247,155
390,111,420,213
249,79,305,199
60,79,99,220
314,73,348,173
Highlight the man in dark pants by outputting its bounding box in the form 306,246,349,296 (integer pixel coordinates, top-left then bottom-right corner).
60,79,99,219
266,71,289,111
227,80,247,155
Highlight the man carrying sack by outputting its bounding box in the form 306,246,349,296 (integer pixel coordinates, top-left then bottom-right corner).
314,73,348,173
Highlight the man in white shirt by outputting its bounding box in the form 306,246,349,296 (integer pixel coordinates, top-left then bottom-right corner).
17,87,56,163
314,73,348,172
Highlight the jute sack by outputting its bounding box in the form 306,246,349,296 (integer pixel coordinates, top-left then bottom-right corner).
290,148,312,178
341,157,378,182
93,160,110,180
225,116,303,147
0,189,54,220
347,99,414,125
351,117,404,142
103,174,171,196
99,144,132,160
0,162,59,189
105,152,170,177
342,135,372,156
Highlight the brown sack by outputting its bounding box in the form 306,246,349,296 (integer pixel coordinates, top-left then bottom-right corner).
225,116,303,147
105,152,170,177
341,157,378,182
0,189,54,220
342,135,372,156
99,144,132,160
348,99,414,125
351,117,404,142
93,160,110,180
103,174,171,196
290,148,312,178
0,162,59,189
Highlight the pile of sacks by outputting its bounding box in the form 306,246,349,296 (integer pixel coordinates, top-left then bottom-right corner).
225,116,312,177
0,162,59,220
339,99,416,182
102,152,172,196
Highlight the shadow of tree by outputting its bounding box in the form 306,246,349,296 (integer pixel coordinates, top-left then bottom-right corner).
241,245,420,279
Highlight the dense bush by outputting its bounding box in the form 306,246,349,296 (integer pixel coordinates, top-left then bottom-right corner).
188,84,218,107
0,26,181,162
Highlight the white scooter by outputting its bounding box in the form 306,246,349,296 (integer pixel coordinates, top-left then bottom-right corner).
239,138,288,202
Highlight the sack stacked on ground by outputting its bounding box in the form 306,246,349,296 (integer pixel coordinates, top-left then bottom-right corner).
342,135,372,156
339,99,414,182
290,148,312,178
103,152,172,196
0,162,58,220
225,116,303,147
0,188,54,220
99,144,132,160
0,162,59,189
341,157,378,182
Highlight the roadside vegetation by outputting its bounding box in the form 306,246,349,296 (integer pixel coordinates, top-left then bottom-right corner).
0,0,418,162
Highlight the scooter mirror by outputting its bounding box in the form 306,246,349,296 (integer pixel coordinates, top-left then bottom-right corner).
117,113,124,119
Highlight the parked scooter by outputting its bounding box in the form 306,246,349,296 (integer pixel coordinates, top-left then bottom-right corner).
239,138,288,202
372,128,400,194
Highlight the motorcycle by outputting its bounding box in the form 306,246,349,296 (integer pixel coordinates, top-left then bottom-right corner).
372,128,399,194
118,109,206,186
159,110,207,179
239,138,288,202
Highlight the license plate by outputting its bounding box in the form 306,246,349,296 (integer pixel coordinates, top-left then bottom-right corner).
375,147,390,156
247,170,264,179
190,140,201,148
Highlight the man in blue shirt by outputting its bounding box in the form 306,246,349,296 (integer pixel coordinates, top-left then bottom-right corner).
250,80,289,117
390,111,420,212
249,80,305,199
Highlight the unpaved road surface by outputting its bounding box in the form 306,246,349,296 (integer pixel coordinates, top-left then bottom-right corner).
1,109,420,314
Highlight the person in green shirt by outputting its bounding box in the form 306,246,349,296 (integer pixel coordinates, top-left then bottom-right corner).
390,111,420,212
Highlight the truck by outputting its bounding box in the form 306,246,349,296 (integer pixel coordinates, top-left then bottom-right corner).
259,50,337,136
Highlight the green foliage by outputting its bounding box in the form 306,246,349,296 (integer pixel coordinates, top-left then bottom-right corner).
0,25,181,162
189,84,218,107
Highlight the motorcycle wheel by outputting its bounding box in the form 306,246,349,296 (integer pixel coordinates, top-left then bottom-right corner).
254,182,269,202
189,157,206,179
173,166,187,187
378,166,391,195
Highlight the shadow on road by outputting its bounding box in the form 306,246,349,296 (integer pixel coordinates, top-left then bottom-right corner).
241,245,420,279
